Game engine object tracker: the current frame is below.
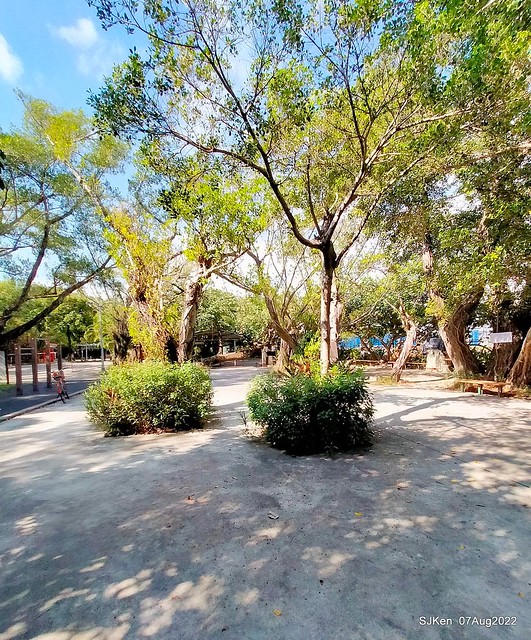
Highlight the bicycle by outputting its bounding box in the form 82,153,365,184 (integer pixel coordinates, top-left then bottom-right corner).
52,370,69,403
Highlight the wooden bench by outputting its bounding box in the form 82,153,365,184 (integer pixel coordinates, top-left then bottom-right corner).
457,379,506,397
385,361,425,369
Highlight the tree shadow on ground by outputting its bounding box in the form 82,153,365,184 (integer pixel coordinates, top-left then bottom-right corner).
0,380,529,640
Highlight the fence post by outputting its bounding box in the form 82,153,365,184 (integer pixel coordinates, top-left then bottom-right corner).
15,342,23,396
31,338,39,392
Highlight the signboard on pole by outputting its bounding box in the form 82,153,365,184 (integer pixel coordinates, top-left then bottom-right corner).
489,332,513,344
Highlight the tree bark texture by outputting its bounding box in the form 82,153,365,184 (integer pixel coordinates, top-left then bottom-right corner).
275,339,294,372
263,296,298,354
329,274,342,364
423,233,482,376
487,341,521,380
392,304,417,382
319,246,336,375
438,315,479,375
178,278,204,363
431,292,482,375
508,326,531,387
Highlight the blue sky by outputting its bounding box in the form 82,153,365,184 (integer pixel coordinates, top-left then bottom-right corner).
0,1,145,131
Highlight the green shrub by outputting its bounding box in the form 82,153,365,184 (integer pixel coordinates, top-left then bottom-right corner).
247,368,373,455
85,361,212,436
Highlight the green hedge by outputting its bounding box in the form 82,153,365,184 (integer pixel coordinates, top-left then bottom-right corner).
247,369,373,455
85,361,212,436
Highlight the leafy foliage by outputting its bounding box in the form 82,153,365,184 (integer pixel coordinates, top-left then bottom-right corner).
247,369,373,455
85,361,212,435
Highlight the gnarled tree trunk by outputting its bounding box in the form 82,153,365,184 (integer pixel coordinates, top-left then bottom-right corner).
275,338,294,371
507,327,531,387
438,307,480,376
487,341,520,380
422,232,481,376
112,312,132,363
178,278,204,363
392,303,417,382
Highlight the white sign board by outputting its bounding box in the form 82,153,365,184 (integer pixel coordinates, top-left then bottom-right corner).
489,332,513,344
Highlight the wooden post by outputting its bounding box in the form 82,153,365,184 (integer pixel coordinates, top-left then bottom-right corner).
57,344,63,370
45,339,52,388
31,338,39,392
15,343,23,396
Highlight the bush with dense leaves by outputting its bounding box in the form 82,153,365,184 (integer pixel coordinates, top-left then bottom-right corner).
86,361,212,435
247,368,373,455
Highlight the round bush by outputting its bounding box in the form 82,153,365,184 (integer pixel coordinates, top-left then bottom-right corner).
85,361,212,436
247,369,373,455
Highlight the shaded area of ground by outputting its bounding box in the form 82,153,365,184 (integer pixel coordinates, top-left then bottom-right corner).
0,366,529,639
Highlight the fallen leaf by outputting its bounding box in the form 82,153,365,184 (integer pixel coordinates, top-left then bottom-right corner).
457,545,465,550
451,480,459,484
273,609,282,616
517,592,525,598
354,512,363,517
268,511,279,520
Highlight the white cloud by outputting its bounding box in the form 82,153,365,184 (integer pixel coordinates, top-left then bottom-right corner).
54,18,99,49
0,34,23,83
77,41,125,80
50,18,124,80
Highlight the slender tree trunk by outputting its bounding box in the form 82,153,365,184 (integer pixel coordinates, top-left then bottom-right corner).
507,327,531,387
319,245,336,375
329,274,342,364
392,305,417,383
178,278,204,363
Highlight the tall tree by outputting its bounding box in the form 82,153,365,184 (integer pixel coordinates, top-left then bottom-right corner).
88,0,465,373
0,98,124,348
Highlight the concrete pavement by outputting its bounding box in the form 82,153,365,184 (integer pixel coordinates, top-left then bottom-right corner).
0,365,529,639
0,362,105,421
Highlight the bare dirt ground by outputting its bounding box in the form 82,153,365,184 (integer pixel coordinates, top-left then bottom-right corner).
0,364,529,640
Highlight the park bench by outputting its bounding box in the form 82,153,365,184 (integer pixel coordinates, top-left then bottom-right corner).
457,379,506,397
385,360,425,369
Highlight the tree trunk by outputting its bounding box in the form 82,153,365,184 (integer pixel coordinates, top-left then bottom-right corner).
422,233,481,376
319,245,336,375
392,305,417,382
438,309,480,375
275,338,293,371
329,274,342,364
487,342,520,380
507,327,531,387
263,296,298,353
112,309,132,363
438,321,478,375
178,278,204,363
